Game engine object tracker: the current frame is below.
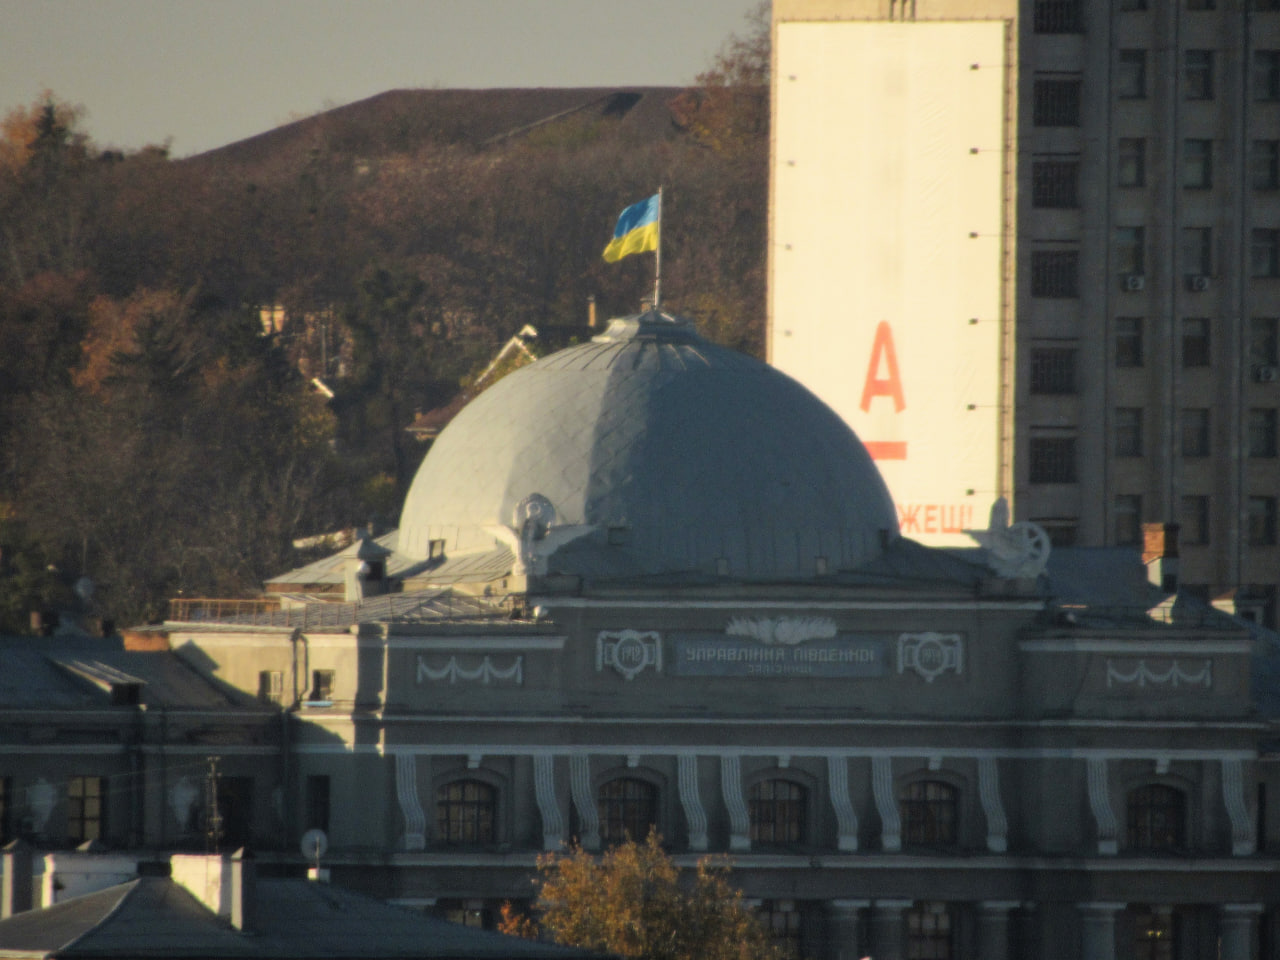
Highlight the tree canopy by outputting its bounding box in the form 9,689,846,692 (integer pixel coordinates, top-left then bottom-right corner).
499,834,784,960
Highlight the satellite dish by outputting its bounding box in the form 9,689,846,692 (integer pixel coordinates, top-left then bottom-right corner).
300,828,328,867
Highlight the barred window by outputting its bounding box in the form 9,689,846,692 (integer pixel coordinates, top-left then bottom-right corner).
1031,158,1080,208
1127,785,1186,851
1033,75,1082,126
1030,347,1077,394
1181,495,1210,545
1031,250,1079,298
1115,494,1143,546
1116,317,1144,367
68,776,105,844
749,779,806,846
1185,50,1214,100
1030,436,1077,483
1183,139,1213,189
436,780,496,845
906,902,954,960
1119,138,1146,187
1133,908,1175,960
1249,409,1278,458
257,670,283,705
1117,50,1147,98
1033,0,1082,32
1253,140,1280,189
1249,496,1278,545
1256,51,1280,101
1182,318,1211,367
899,780,958,847
597,778,657,844
1115,407,1144,457
1182,408,1211,457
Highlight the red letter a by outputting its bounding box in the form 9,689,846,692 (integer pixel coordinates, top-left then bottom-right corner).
859,321,906,413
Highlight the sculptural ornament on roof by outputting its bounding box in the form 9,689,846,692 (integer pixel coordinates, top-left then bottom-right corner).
964,497,1051,579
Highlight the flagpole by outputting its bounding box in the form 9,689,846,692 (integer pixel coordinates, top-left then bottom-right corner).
653,187,662,309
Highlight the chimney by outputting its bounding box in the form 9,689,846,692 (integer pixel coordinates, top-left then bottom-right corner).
2,840,34,918
1142,522,1180,593
229,849,255,933
587,295,597,329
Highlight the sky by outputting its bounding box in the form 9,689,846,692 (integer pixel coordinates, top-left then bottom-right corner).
0,0,762,158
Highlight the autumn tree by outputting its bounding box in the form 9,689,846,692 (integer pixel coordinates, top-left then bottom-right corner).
500,834,784,960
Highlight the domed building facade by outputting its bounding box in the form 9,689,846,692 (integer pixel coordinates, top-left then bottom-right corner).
17,312,1274,960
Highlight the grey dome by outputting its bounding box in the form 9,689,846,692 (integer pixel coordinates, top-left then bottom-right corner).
399,311,899,579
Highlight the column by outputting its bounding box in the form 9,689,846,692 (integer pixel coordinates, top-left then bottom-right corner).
533,754,563,850
720,754,750,852
1078,902,1124,960
978,757,1008,853
1222,759,1257,855
1220,904,1264,960
677,755,708,851
871,756,901,851
827,755,859,852
828,900,870,960
869,899,911,960
1085,758,1118,855
394,753,426,851
978,901,1021,960
568,755,599,850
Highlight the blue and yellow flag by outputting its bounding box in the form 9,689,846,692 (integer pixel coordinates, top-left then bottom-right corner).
603,194,660,262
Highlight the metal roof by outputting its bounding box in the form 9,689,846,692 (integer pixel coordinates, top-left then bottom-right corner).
0,877,599,958
399,310,899,581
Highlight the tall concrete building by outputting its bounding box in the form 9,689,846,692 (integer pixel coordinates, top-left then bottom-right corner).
768,0,1280,626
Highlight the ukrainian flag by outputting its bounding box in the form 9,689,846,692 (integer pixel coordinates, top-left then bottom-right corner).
603,194,660,262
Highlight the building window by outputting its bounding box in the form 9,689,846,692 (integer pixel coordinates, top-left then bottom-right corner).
67,776,105,845
597,777,657,844
1250,409,1278,457
1119,0,1147,9
1116,317,1144,367
1034,519,1079,547
1118,137,1146,187
305,775,330,833
1251,317,1279,366
1181,495,1210,545
1117,50,1147,98
1115,226,1145,276
1182,408,1211,457
1029,436,1077,483
257,670,283,705
1134,909,1176,960
1115,494,1143,546
211,777,253,850
1115,408,1144,457
1033,0,1083,32
1033,75,1082,127
1182,227,1213,277
748,779,806,847
1187,0,1215,9
439,899,493,930
1254,140,1280,190
1256,51,1280,101
758,901,804,958
1031,157,1080,208
899,780,958,847
1249,496,1278,545
1183,140,1213,189
1182,318,1211,367
1127,785,1186,851
436,780,496,845
906,902,954,960
1030,347,1077,394
1185,50,1214,100
309,670,334,702
1253,229,1280,277
1030,249,1079,298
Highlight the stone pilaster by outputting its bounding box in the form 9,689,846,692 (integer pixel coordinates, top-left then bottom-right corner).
978,900,1021,960
828,899,870,960
1220,904,1264,960
1078,902,1124,960
869,899,912,960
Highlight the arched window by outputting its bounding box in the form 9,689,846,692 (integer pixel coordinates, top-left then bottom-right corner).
597,777,657,844
435,780,496,845
899,780,958,847
1126,784,1186,852
749,779,806,846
